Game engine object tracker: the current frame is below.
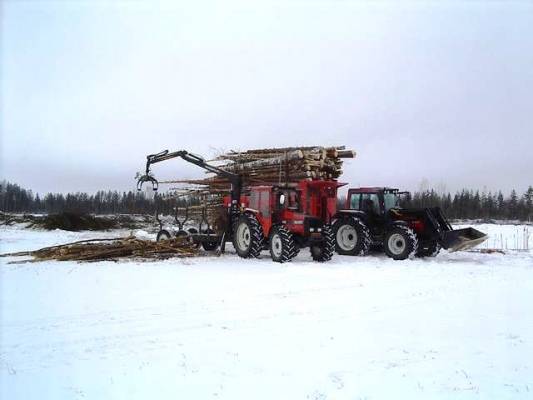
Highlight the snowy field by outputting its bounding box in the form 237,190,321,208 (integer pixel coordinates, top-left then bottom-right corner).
1,224,532,399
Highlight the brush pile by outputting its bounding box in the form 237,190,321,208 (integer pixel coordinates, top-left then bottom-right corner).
163,145,355,190
1,236,199,264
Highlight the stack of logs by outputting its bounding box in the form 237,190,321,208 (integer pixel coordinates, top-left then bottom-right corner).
163,145,355,190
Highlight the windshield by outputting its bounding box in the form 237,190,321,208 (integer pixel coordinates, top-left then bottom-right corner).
384,193,399,211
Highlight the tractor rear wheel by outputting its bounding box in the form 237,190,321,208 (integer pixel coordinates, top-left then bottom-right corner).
310,225,335,262
333,217,371,256
156,229,171,242
417,241,441,257
383,226,418,260
269,225,298,263
233,214,264,258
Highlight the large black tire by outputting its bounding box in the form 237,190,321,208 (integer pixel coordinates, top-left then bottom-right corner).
310,225,335,262
332,217,371,256
156,229,171,242
383,225,419,260
233,214,264,258
201,228,218,251
176,229,188,238
202,241,218,251
417,241,441,258
187,228,201,249
269,225,299,263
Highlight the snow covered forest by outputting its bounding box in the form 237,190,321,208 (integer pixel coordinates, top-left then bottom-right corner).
1,181,532,221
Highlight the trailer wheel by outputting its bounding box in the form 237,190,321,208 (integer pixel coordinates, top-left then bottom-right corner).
202,241,218,251
417,242,441,257
176,230,188,238
310,225,335,262
201,228,218,251
332,218,371,256
269,225,298,263
383,226,418,260
156,229,171,242
233,214,264,258
187,228,201,249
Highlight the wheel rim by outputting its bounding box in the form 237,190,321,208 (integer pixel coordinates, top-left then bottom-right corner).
388,233,406,255
336,225,357,251
236,223,251,251
271,233,283,258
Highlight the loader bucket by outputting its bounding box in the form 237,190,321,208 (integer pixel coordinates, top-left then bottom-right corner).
440,227,488,252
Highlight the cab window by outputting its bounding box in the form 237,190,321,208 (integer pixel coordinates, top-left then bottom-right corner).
361,193,380,213
279,190,300,211
383,193,399,212
349,193,361,209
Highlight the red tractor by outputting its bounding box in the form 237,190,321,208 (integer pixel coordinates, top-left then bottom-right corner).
333,187,488,260
137,150,339,262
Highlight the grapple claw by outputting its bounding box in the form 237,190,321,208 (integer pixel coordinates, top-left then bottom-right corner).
137,175,159,191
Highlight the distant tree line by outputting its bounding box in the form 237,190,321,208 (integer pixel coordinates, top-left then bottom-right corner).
1,181,532,221
0,181,191,216
401,187,533,221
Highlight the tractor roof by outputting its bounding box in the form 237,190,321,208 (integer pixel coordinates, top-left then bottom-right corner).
350,187,399,193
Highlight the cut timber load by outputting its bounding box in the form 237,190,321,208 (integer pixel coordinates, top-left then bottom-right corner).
150,146,355,189
209,145,355,186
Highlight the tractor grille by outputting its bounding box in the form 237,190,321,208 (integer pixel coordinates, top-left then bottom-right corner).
304,217,323,234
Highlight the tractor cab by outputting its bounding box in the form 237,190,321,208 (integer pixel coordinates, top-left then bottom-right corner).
346,187,405,216
344,187,404,234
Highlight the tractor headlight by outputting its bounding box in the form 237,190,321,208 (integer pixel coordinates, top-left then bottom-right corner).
310,228,315,232
317,228,322,232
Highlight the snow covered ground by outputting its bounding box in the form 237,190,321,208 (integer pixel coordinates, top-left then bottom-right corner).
1,224,532,399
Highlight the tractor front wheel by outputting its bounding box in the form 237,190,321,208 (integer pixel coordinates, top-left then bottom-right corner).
269,225,299,263
310,225,335,262
332,218,371,256
233,214,264,258
383,226,418,260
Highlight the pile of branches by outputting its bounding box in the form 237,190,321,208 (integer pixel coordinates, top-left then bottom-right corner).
1,236,199,264
1,212,153,231
164,145,355,189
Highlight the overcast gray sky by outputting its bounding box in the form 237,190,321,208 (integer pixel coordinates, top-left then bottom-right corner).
1,0,532,196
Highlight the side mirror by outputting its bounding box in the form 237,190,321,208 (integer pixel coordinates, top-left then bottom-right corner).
279,194,285,206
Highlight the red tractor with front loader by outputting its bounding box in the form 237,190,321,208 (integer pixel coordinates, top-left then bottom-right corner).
137,150,339,263
332,187,487,260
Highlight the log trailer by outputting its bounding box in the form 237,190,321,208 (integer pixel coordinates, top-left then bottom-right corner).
333,187,488,260
137,150,339,262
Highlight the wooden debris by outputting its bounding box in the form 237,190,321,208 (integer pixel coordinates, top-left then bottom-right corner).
0,236,199,264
